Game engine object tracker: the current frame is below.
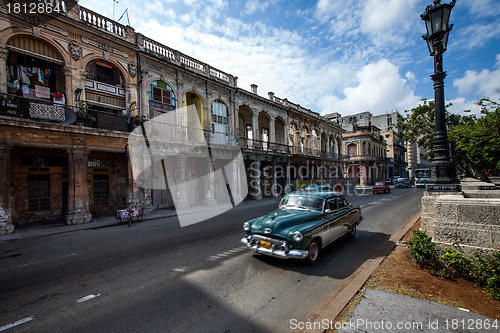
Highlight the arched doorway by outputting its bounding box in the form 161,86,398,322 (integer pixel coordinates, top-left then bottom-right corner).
183,91,206,141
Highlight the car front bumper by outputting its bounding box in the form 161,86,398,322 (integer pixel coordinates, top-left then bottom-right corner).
240,237,309,259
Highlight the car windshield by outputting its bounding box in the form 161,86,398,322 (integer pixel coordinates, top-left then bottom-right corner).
375,182,386,186
279,195,325,211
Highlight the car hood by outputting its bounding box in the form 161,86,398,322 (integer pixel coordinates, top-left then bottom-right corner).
251,208,323,236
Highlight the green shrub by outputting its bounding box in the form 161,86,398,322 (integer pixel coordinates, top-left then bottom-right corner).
471,252,500,300
408,230,437,268
440,247,473,279
408,230,500,300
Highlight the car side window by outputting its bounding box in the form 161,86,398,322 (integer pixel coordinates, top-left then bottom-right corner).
336,197,346,208
326,199,338,211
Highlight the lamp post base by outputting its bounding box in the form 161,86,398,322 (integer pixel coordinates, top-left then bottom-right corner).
426,160,461,192
426,183,461,192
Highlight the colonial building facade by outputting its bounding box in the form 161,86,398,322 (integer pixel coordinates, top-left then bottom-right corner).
0,0,140,233
0,0,345,234
326,111,408,184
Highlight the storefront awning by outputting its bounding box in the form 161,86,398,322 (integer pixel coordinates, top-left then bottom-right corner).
7,36,63,64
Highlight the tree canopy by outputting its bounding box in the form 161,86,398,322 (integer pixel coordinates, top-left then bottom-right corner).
401,98,500,182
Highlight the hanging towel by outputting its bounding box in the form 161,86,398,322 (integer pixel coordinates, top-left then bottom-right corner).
23,66,35,77
9,65,14,78
22,85,30,95
38,67,44,83
19,66,30,85
35,85,50,99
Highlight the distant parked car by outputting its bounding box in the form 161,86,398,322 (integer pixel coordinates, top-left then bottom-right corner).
385,179,394,186
372,181,390,194
395,178,411,188
415,178,428,188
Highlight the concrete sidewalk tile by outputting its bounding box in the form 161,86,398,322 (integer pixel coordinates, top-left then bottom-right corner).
339,290,497,333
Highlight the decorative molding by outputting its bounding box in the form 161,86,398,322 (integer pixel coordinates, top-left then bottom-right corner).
43,23,68,37
128,61,137,78
32,26,41,38
63,66,75,76
0,47,9,59
81,36,128,59
68,40,82,60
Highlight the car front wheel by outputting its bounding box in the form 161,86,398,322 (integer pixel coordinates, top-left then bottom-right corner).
347,224,357,239
306,239,320,264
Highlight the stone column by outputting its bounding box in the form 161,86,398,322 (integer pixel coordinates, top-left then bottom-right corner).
175,156,190,209
124,83,137,117
63,65,75,106
204,158,217,205
0,146,14,234
66,148,92,225
271,158,279,197
269,117,276,150
252,112,259,142
285,159,291,193
127,149,154,213
250,161,262,200
0,47,8,94
284,122,290,152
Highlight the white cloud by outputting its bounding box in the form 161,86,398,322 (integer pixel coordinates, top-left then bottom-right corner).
360,0,419,44
447,97,482,116
453,55,500,100
460,0,500,18
318,59,420,116
451,21,500,50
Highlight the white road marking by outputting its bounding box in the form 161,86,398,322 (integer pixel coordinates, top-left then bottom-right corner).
0,316,34,331
208,246,247,261
76,294,100,303
0,253,77,272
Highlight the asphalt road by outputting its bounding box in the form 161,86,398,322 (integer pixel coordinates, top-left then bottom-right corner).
0,187,423,333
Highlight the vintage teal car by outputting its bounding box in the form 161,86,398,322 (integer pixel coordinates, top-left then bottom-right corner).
241,191,362,264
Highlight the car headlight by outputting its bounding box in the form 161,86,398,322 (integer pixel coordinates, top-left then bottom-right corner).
243,222,251,231
292,231,303,242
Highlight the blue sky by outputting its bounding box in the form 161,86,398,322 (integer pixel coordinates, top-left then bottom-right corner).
79,0,500,116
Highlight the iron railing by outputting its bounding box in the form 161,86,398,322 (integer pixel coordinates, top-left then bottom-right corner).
0,93,130,132
238,137,345,160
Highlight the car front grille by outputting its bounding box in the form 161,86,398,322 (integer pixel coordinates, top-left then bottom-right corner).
251,234,286,248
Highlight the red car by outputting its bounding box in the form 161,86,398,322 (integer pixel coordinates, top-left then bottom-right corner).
372,181,390,194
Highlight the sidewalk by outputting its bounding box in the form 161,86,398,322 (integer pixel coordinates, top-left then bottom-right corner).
313,213,499,333
0,197,280,242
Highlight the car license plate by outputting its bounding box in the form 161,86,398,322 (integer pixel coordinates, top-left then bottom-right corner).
259,241,271,249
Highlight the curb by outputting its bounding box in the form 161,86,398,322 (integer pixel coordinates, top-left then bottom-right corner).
310,211,421,332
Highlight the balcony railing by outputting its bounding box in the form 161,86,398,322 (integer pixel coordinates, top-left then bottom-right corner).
137,34,236,87
346,154,391,163
0,93,131,132
79,6,126,38
238,137,345,161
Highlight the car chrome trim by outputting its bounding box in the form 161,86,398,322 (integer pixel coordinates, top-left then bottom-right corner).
240,237,309,259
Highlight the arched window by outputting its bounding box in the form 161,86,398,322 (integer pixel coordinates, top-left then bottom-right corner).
211,100,229,143
347,143,357,156
148,80,176,117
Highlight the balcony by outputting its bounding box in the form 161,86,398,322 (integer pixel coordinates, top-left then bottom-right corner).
79,6,127,39
0,93,131,132
137,34,237,87
346,155,390,163
238,137,345,161
238,138,290,154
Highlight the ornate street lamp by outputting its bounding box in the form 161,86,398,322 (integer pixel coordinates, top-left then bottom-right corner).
421,0,460,191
